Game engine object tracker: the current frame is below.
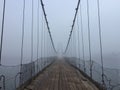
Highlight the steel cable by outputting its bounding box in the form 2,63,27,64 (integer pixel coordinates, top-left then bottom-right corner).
86,0,92,78
41,13,44,70
97,0,105,87
79,3,86,72
30,0,34,78
40,0,56,53
37,0,40,73
20,0,26,85
0,0,6,65
65,0,81,53
76,15,81,68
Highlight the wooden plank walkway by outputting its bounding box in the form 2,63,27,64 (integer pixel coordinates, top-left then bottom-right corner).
24,58,99,90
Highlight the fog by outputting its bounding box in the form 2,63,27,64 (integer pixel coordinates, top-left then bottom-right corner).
0,0,120,69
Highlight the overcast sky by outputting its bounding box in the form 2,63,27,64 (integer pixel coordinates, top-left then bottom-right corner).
0,0,120,68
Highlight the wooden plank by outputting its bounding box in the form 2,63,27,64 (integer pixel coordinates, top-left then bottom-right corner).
24,58,99,90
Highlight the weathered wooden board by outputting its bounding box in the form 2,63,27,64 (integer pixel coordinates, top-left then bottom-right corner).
24,58,99,90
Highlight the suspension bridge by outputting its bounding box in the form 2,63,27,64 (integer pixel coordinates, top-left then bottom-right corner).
0,0,120,90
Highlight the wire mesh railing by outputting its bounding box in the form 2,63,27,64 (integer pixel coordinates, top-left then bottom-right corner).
0,57,55,90
65,58,120,90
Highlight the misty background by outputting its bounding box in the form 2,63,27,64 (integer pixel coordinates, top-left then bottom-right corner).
0,0,120,69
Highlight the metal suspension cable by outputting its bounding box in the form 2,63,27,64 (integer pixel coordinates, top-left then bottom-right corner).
79,4,86,72
40,0,56,53
65,0,81,53
0,0,6,65
20,0,25,85
71,32,74,56
73,27,77,58
97,0,105,86
43,17,46,65
46,27,48,64
41,13,44,69
37,0,40,73
76,15,81,68
69,35,72,56
74,26,78,66
20,0,25,75
31,0,34,77
86,0,92,78
20,0,25,70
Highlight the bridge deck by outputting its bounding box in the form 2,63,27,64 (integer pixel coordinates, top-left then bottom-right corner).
24,58,99,90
